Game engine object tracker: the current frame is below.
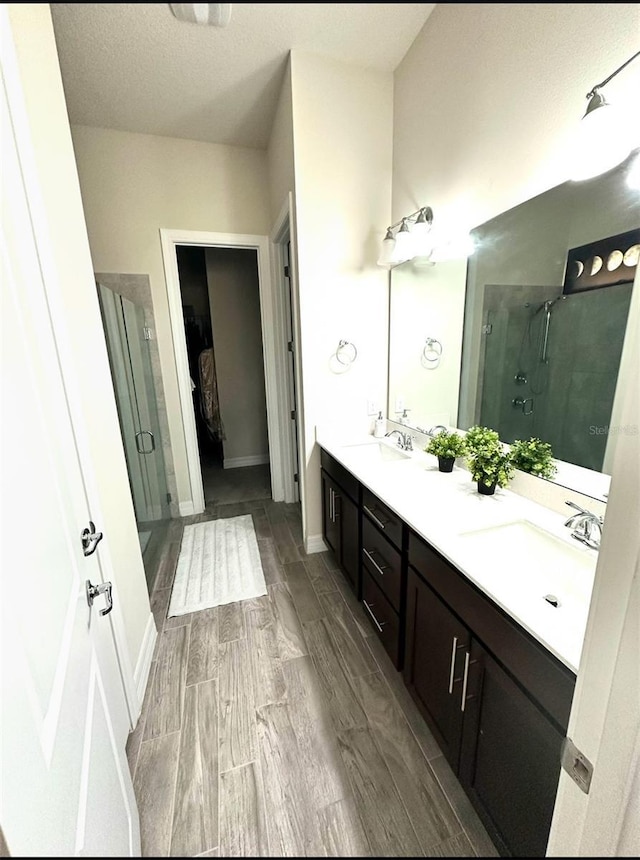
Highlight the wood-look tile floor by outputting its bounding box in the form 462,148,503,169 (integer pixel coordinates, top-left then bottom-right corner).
127,499,499,858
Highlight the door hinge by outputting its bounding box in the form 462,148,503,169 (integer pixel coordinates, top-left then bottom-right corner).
287,340,294,352
290,410,296,420
166,492,172,504
561,737,593,794
482,324,492,335
294,473,299,483
143,326,152,340
284,265,290,278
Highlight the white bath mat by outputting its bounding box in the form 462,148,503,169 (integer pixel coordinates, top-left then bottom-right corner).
168,515,266,617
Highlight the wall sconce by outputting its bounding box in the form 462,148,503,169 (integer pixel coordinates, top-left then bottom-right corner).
570,50,640,181
377,205,474,268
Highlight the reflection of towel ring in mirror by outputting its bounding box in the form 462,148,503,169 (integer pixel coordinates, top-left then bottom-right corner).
422,337,442,369
336,339,358,366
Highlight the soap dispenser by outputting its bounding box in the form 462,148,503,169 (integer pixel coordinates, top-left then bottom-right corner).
374,411,385,438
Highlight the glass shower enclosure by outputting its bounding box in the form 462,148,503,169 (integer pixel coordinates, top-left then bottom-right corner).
98,285,171,593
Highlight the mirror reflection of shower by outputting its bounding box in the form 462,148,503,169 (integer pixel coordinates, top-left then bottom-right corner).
517,295,566,398
479,281,633,472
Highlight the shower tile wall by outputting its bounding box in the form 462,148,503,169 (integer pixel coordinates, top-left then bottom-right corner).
96,273,179,518
479,281,633,472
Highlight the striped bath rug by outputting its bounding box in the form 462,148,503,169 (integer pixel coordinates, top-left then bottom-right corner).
167,515,266,617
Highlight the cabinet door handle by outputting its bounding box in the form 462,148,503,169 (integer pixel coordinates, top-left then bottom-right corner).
363,504,387,531
448,636,466,694
329,488,334,522
460,652,478,712
448,636,458,694
363,547,388,577
363,599,386,633
333,491,341,521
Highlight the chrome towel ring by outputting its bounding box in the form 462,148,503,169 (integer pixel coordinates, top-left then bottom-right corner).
422,337,442,368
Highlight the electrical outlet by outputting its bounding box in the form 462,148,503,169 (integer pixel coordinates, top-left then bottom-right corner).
367,399,379,416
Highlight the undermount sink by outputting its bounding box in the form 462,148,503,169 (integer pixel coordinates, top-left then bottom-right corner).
342,441,411,462
455,519,597,608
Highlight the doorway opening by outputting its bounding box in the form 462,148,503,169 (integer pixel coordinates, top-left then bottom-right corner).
175,244,271,507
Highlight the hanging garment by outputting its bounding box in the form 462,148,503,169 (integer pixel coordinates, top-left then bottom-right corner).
198,347,225,441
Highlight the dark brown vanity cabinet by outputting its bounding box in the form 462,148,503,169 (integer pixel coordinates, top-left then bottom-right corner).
320,450,359,592
361,487,404,668
404,567,470,770
406,530,575,857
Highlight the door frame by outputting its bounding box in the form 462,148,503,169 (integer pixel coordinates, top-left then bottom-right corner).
160,227,292,512
270,194,306,508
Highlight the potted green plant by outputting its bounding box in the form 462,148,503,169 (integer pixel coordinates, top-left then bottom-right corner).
425,430,466,472
509,437,557,479
464,425,514,494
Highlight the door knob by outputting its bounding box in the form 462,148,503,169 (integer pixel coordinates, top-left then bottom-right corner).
85,580,113,616
81,521,103,557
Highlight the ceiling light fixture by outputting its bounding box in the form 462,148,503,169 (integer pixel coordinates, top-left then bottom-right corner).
570,50,640,181
169,4,232,27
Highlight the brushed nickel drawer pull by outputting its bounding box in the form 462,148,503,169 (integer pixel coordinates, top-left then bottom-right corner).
460,653,478,712
363,599,386,634
448,636,458,694
363,547,388,577
363,504,388,530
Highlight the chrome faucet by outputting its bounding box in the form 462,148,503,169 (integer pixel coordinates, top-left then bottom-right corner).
564,501,603,550
385,429,414,451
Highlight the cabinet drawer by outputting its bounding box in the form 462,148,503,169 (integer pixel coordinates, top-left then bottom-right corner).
362,486,403,550
408,531,576,731
362,571,399,668
361,516,402,611
320,448,359,502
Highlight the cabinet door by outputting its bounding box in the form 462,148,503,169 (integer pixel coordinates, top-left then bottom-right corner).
404,567,470,771
459,639,564,857
321,470,340,557
338,489,359,591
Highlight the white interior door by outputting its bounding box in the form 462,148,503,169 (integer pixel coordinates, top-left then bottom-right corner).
0,62,139,857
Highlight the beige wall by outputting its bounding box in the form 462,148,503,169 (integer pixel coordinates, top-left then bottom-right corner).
7,5,151,680
267,59,295,222
205,248,269,464
70,125,271,505
290,51,393,545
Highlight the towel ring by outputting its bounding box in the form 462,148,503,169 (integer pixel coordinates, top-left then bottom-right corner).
335,339,358,366
422,337,442,368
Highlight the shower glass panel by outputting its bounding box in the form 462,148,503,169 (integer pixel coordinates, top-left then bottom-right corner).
478,282,633,472
98,286,171,592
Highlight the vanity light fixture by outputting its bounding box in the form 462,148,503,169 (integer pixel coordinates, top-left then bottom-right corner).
376,206,434,268
169,3,232,26
570,50,640,181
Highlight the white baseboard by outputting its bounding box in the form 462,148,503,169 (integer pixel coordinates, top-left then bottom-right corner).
223,454,270,469
133,613,157,720
305,533,328,554
179,500,195,517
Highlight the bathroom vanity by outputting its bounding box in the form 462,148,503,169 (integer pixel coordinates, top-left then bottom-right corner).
318,432,597,857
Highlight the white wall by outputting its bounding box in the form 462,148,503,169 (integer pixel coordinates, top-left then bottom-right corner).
205,248,269,465
290,51,393,547
7,5,151,683
70,125,271,506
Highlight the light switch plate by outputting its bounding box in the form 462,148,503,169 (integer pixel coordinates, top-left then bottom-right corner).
366,399,379,416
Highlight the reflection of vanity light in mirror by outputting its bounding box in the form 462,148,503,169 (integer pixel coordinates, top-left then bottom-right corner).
570,49,640,181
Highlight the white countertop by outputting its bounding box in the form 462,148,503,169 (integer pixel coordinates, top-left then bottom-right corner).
317,426,599,674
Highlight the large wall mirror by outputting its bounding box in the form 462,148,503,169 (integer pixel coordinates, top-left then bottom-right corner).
388,149,639,500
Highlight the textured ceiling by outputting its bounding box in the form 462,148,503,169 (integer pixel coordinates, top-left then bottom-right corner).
50,3,436,149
